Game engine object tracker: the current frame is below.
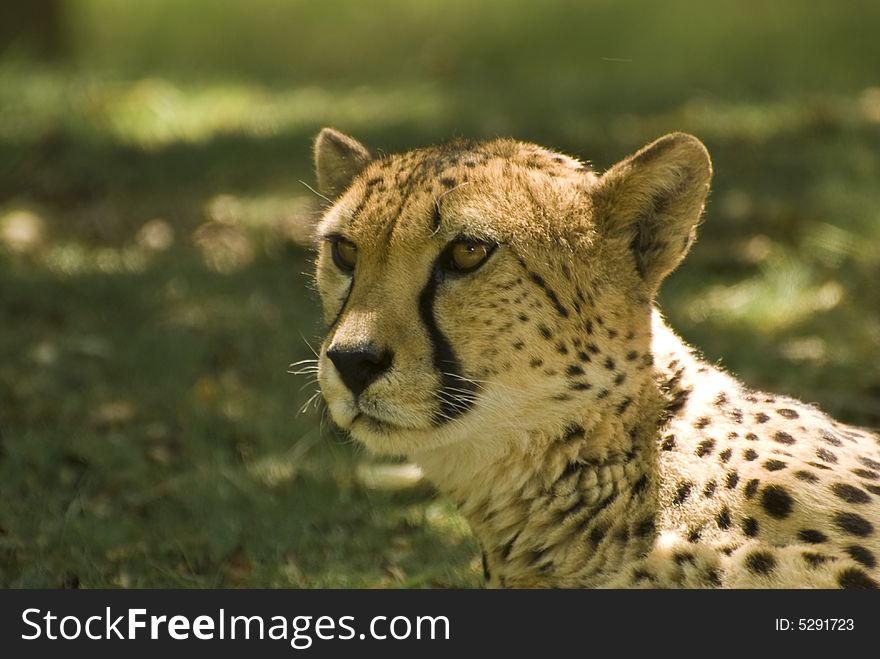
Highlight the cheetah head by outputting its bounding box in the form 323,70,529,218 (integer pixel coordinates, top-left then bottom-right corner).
312,128,711,456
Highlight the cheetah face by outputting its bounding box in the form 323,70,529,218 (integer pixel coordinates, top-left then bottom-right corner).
311,129,711,456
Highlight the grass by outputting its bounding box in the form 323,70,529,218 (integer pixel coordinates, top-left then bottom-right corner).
1,0,879,587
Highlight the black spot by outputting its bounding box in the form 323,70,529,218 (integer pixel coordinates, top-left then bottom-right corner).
660,436,676,451
597,389,609,399
703,480,717,498
588,523,609,546
837,567,879,589
694,416,711,429
563,424,586,442
696,439,715,457
499,530,521,561
517,312,529,322
754,413,770,423
440,176,456,188
704,568,722,587
566,364,584,377
794,470,818,483
865,485,880,496
526,270,569,318
538,324,553,339
556,341,568,355
529,358,543,368
577,351,592,363
831,483,871,504
845,545,876,569
798,529,828,544
512,341,525,350
742,517,759,537
763,459,787,472
852,468,879,480
613,372,626,386
615,527,630,544
777,408,799,419
673,551,696,566
744,478,760,499
604,357,615,370
616,397,632,415
819,430,843,446
773,431,796,445
719,448,733,463
833,511,874,537
725,471,740,489
745,550,776,576
585,319,594,334
802,552,830,568
714,392,728,406
569,382,592,391
729,408,744,423
631,475,649,495
586,342,600,354
716,507,732,530
634,516,655,537
481,552,490,582
672,481,693,505
745,432,759,441
859,456,880,470
816,447,838,464
687,528,702,543
632,568,655,583
761,485,794,519
744,449,758,461
626,350,639,361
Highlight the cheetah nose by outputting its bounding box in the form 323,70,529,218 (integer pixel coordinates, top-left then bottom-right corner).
326,343,394,397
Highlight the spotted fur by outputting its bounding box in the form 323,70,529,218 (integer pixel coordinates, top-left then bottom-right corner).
311,128,880,588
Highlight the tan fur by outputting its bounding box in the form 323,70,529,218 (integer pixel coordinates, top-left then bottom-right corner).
310,128,880,588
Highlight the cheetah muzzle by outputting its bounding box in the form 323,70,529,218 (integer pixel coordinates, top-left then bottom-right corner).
309,127,880,589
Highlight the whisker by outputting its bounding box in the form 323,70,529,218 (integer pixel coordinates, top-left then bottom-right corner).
298,179,334,205
288,357,319,368
289,367,320,377
299,332,321,359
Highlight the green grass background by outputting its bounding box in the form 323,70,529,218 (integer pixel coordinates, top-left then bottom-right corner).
1,0,878,587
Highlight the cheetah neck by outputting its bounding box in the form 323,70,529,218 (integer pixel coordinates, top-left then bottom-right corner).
414,368,668,587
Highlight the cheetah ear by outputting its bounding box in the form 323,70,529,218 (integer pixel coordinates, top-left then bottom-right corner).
314,127,374,198
591,133,712,291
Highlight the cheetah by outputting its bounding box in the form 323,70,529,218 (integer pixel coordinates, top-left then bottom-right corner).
309,127,880,588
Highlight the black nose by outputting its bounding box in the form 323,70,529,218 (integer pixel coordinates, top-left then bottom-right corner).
326,343,393,397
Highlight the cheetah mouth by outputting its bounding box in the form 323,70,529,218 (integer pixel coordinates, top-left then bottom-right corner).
352,412,397,432
352,399,422,432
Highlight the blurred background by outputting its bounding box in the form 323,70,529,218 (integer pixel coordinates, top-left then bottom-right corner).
1,0,878,587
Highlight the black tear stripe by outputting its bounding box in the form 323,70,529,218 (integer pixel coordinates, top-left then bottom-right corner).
515,256,569,318
418,264,477,425
328,279,354,331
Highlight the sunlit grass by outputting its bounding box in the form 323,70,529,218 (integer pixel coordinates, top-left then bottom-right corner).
685,255,844,331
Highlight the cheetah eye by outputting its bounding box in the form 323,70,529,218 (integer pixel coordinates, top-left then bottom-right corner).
330,236,358,273
441,239,496,275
